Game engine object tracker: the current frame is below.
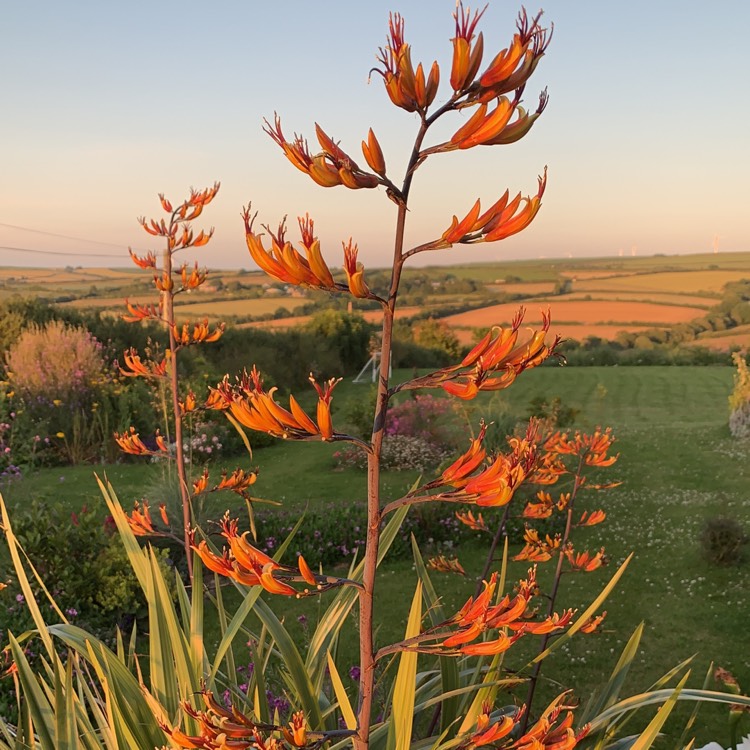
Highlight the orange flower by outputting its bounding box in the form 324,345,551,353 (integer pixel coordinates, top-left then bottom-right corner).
372,13,439,112
476,9,552,98
545,428,618,467
119,348,168,379
455,509,488,532
243,207,339,290
361,128,386,176
215,468,259,497
122,299,162,323
263,114,380,190
450,2,486,92
282,711,308,747
441,422,488,484
579,611,607,634
125,500,168,537
565,545,607,572
577,509,606,527
180,262,208,290
515,694,589,750
514,526,561,563
114,427,169,457
171,319,225,346
438,169,547,247
342,240,370,298
192,469,209,495
310,374,342,440
468,702,519,747
409,309,559,400
427,555,466,576
128,248,156,269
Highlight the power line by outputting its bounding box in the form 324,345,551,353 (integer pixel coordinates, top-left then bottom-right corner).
0,245,124,259
0,222,127,249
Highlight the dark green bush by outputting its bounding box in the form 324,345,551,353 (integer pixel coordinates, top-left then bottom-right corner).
699,516,748,566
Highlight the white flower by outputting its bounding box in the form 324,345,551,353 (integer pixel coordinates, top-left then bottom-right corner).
696,737,750,750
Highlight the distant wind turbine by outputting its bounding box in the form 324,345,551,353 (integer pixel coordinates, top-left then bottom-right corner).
712,233,724,253
630,245,637,257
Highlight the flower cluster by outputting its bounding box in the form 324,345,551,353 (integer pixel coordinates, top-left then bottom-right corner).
160,689,320,750
210,367,343,441
402,309,560,400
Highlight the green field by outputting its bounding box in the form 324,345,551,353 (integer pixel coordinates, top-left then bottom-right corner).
3,365,748,742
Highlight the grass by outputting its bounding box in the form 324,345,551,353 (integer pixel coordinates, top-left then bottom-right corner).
2,366,749,742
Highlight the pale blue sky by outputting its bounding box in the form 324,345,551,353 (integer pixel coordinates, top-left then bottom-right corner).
2,1,749,269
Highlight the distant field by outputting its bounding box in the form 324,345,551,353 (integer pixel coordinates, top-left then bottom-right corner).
451,324,655,345
173,297,308,318
552,291,718,307
572,270,749,295
236,306,424,330
441,300,706,328
486,281,556,295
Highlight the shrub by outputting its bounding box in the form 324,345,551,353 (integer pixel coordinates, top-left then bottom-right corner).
729,351,750,438
699,516,748,566
4,320,107,406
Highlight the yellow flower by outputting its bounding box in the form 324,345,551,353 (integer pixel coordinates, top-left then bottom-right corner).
52,399,62,407
55,431,65,439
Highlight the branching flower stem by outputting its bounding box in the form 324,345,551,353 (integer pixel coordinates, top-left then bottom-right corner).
355,116,432,750
521,454,585,731
161,239,194,582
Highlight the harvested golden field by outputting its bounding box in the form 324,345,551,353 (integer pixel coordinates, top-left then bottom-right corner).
572,270,749,294
485,282,556,295
174,298,308,318
552,291,718,307
442,300,705,328
687,332,750,351
61,295,153,309
450,324,655,345
236,306,424,331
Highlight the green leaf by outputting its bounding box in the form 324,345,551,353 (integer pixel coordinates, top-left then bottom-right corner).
530,553,633,667
630,672,690,750
411,535,459,736
389,582,422,750
327,651,358,731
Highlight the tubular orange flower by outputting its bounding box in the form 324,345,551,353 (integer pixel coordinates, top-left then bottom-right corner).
468,702,519,747
128,248,156,269
361,128,386,176
405,309,559,401
577,509,606,527
565,545,607,572
178,391,196,414
450,2,485,92
373,13,419,112
282,712,308,747
114,427,169,457
180,262,208,290
579,611,607,634
215,468,259,496
515,694,589,750
514,526,561,563
427,555,466,575
242,207,339,291
455,509,488,532
297,555,317,586
450,96,517,149
263,114,380,190
119,348,168,379
342,240,370,298
442,422,488,483
125,500,165,536
477,9,552,98
122,299,162,323
192,469,209,495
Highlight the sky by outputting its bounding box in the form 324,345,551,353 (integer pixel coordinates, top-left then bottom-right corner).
2,0,749,270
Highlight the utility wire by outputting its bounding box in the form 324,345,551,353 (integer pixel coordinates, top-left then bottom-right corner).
0,222,127,249
0,245,124,259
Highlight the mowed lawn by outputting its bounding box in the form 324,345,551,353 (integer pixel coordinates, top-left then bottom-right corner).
3,366,748,742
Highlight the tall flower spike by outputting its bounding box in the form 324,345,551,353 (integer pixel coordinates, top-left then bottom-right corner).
450,2,486,92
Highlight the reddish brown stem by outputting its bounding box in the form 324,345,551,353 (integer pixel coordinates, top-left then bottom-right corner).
521,455,585,731
162,243,194,582
474,504,512,599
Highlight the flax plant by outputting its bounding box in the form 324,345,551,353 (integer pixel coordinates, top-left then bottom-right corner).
6,6,750,750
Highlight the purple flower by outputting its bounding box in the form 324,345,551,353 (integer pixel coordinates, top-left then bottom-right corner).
349,665,361,681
